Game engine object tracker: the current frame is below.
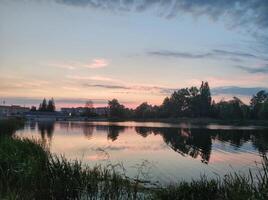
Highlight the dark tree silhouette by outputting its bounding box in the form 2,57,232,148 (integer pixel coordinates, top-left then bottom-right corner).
108,99,126,118
47,98,56,112
38,98,56,112
105,82,267,120
250,90,268,119
39,98,47,111
199,81,211,117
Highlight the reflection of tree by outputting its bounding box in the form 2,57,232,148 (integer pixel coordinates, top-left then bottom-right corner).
212,129,268,155
135,127,152,137
107,126,125,141
29,121,36,130
132,127,268,164
251,130,268,156
37,122,55,147
59,122,94,139
213,130,251,147
83,125,94,139
189,130,212,163
153,128,212,164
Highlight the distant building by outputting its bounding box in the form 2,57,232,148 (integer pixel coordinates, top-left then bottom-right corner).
92,107,109,116
61,107,109,116
61,107,86,116
0,105,30,117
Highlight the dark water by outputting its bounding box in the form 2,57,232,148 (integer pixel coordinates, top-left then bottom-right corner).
16,121,268,184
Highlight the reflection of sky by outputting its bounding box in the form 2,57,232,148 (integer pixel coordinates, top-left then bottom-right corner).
1,1,268,107
15,121,266,183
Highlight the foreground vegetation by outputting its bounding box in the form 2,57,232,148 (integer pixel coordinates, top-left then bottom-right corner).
1,119,268,199
0,118,25,136
0,136,150,200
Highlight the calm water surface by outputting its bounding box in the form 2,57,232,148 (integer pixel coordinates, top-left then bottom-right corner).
16,121,268,184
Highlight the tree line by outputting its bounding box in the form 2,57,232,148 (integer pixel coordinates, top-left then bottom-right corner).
108,81,268,120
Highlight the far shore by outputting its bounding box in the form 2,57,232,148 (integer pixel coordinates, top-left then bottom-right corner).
23,116,268,127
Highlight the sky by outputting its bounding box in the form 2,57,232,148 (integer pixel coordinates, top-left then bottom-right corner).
0,0,268,108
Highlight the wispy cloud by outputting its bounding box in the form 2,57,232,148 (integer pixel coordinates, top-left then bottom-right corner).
84,84,131,90
46,63,76,70
66,75,119,82
235,65,268,73
188,74,268,88
45,59,109,70
83,83,177,95
211,86,268,96
82,59,109,69
54,0,268,31
148,49,267,61
0,97,109,107
148,50,213,59
212,49,258,59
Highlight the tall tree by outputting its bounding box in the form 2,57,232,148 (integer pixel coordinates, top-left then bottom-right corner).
39,98,47,111
47,98,56,112
108,99,126,118
84,100,95,117
170,88,191,117
199,81,211,117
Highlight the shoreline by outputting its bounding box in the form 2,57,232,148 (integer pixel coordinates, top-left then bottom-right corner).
63,117,268,126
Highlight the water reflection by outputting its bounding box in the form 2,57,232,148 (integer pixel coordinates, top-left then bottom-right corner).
36,122,54,147
25,121,268,164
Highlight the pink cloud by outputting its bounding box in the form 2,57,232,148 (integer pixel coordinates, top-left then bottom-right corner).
45,58,109,70
46,62,76,70
82,59,109,69
66,75,119,82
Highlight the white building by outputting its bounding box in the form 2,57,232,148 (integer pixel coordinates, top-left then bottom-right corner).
61,107,109,116
0,105,30,117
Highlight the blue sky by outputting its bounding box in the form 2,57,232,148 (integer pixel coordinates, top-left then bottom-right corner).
0,0,268,108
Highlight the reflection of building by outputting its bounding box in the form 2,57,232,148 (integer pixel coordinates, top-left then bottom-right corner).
0,105,30,117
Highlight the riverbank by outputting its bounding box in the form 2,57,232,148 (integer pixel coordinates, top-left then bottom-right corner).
89,117,268,127
1,119,268,199
0,118,25,136
1,135,268,199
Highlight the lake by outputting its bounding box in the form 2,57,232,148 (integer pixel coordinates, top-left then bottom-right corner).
16,121,268,184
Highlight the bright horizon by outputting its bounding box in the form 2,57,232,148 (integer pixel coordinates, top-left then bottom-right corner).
1,0,268,108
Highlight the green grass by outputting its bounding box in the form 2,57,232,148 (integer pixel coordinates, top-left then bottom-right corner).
153,158,268,200
0,136,150,200
0,118,25,136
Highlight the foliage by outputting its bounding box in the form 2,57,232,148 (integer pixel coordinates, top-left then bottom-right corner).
0,136,148,200
0,118,25,136
250,90,268,119
259,100,268,119
154,157,268,200
108,99,127,119
107,82,268,120
212,97,250,119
